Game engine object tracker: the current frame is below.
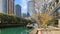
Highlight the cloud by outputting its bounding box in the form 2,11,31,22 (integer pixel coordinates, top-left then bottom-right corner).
21,0,27,13
15,0,30,13
22,5,27,13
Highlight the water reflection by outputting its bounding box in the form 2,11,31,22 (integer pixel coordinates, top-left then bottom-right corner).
1,27,33,34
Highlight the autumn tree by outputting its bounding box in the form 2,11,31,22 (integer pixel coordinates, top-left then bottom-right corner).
40,13,55,28
33,10,55,28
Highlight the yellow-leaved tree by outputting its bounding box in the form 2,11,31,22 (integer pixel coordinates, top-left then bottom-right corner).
33,10,55,28
40,13,55,28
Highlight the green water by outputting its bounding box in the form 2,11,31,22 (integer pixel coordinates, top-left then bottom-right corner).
1,27,33,34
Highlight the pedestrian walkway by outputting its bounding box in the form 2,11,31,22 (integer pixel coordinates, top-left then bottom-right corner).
30,28,60,34
38,30,60,34
30,25,38,34
30,28,37,34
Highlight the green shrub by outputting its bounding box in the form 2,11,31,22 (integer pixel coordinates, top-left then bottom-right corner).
0,13,30,25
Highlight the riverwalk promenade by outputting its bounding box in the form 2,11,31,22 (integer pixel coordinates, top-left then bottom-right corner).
30,26,60,34
38,30,60,34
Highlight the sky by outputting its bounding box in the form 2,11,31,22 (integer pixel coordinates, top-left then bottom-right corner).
15,0,52,13
15,0,29,13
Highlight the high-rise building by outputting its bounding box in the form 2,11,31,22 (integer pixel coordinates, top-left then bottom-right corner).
2,0,7,13
27,0,35,17
0,0,15,14
7,0,15,14
15,4,21,17
27,12,30,17
22,13,27,18
0,0,4,13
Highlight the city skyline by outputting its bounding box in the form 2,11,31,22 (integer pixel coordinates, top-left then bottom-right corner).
15,0,53,14
15,0,30,13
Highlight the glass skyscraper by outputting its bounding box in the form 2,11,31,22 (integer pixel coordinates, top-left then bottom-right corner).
27,0,35,17
15,4,21,17
0,0,3,12
2,0,7,13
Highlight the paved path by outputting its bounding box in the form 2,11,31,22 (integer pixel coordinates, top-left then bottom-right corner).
51,31,60,34
38,30,60,34
30,24,38,34
30,29,60,34
30,28,37,34
30,26,60,34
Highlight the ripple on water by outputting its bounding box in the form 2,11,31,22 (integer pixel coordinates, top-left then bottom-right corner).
1,27,33,34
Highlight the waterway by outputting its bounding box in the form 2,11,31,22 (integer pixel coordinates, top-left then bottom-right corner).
0,26,33,34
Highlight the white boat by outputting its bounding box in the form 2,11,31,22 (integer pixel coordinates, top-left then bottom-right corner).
26,23,33,28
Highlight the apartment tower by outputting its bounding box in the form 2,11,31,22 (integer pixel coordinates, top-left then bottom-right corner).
7,0,15,14
0,0,15,14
